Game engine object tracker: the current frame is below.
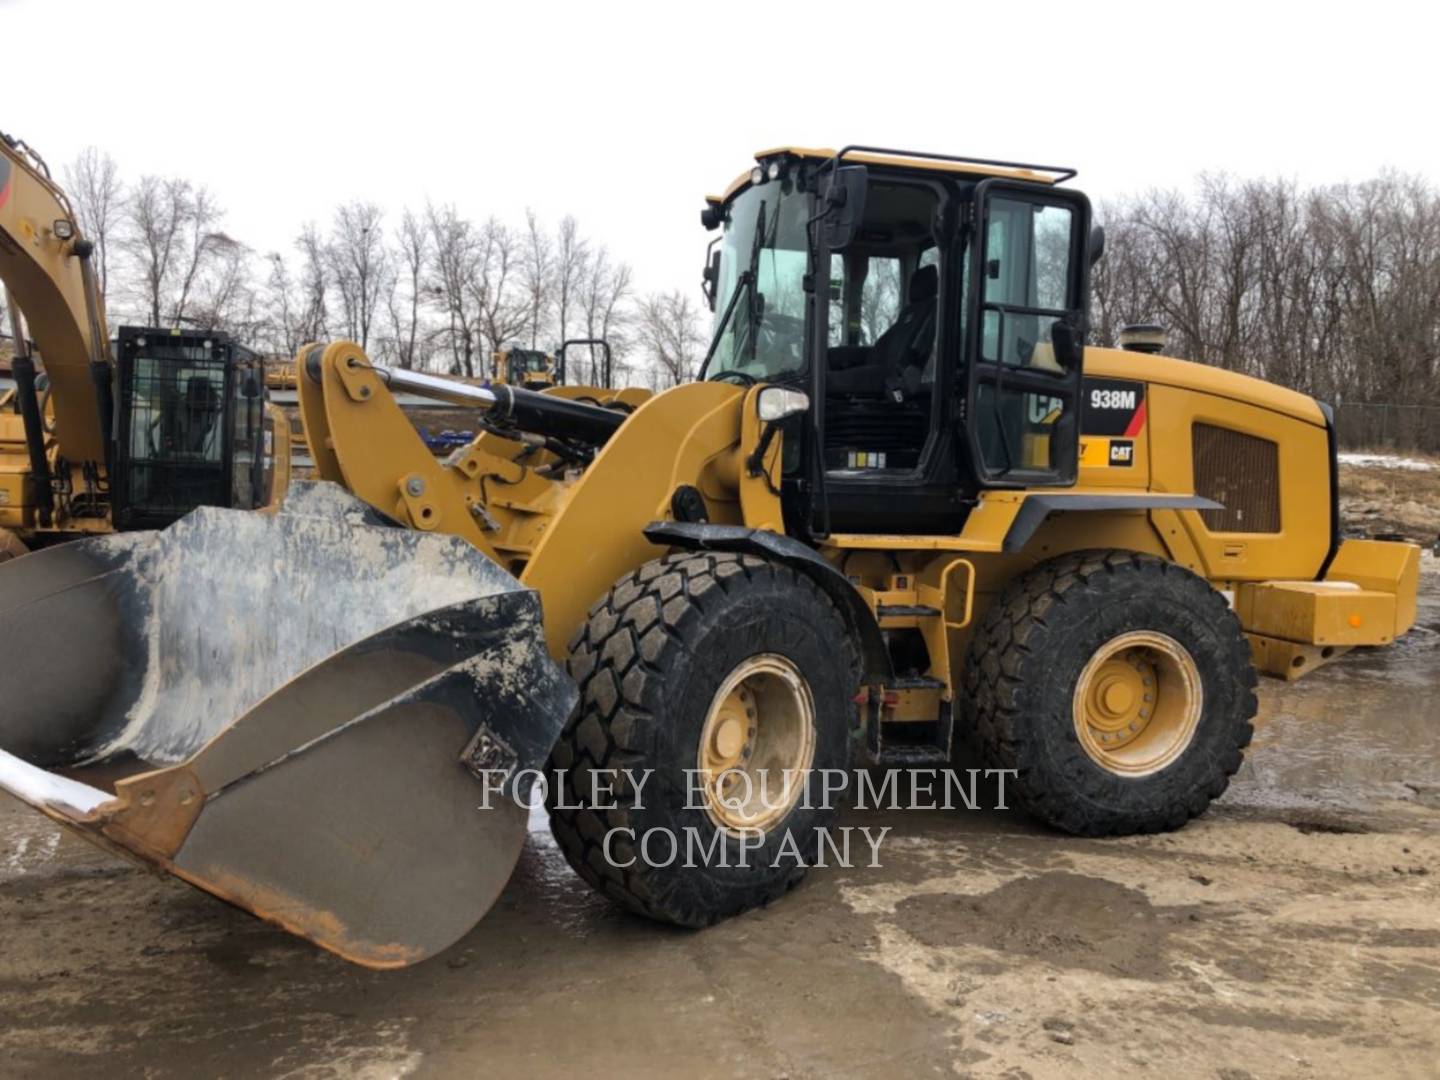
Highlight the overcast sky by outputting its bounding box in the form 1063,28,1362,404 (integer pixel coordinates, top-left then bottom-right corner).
6,0,1436,302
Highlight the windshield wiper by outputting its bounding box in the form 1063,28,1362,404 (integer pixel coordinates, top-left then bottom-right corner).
700,200,769,380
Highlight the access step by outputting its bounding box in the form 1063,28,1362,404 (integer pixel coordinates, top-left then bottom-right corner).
875,603,941,619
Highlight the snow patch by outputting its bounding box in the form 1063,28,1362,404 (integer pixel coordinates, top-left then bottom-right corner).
1338,452,1438,472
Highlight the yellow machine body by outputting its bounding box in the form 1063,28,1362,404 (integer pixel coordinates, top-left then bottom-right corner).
298,340,1420,684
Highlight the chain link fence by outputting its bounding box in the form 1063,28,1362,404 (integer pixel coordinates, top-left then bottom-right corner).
1332,403,1440,455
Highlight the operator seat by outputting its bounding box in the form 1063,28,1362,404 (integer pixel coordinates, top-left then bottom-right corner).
828,264,938,396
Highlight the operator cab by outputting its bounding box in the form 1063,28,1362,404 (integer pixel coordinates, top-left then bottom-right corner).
700,147,1093,537
112,327,271,530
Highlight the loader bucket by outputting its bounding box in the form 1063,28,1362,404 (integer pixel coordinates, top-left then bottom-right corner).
0,481,576,968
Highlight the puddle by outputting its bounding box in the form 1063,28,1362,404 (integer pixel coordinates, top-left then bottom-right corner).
1227,590,1440,812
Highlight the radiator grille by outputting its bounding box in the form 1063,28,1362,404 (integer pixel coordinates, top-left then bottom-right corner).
1192,423,1281,533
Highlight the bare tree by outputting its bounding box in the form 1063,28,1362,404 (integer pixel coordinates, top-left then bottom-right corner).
123,176,190,326
425,203,482,377
554,215,589,348
859,260,901,344
119,176,228,328
520,209,554,349
636,289,705,388
1091,169,1440,443
294,224,330,344
170,187,225,328
580,246,632,386
327,202,390,350
471,216,530,374
63,148,123,305
262,252,303,358
186,234,253,332
387,208,429,369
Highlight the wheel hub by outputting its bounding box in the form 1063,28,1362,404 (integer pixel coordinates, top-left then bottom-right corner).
697,655,815,833
1073,631,1202,776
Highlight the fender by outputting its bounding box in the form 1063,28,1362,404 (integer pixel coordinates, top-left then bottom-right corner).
643,521,893,683
1002,493,1222,554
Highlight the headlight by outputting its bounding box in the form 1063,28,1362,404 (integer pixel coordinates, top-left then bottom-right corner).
52,219,74,240
766,160,782,181
749,166,765,185
757,387,810,422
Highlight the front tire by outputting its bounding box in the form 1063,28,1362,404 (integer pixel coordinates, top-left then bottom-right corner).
547,552,859,927
965,550,1257,836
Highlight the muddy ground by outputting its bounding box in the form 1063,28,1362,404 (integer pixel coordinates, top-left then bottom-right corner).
1340,454,1440,543
2,485,1438,1078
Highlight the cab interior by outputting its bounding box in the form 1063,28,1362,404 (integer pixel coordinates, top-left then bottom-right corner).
824,179,945,479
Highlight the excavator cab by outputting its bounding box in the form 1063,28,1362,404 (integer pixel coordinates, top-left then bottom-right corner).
111,327,270,530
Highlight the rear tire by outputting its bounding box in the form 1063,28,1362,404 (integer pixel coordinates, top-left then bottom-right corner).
547,552,859,927
965,549,1257,836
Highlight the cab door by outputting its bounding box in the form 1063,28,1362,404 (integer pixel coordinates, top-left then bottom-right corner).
965,180,1091,487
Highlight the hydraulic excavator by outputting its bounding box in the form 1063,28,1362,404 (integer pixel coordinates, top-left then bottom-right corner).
0,130,289,557
0,144,1420,969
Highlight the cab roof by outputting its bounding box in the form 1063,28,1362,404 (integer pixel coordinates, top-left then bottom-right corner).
706,145,1075,206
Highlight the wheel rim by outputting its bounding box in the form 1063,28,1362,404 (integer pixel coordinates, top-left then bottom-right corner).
697,654,816,833
1072,630,1203,777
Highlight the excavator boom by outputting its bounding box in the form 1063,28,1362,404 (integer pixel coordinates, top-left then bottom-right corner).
1,132,107,463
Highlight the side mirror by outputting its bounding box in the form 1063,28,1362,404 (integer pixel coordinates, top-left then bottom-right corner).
1050,313,1087,372
1088,224,1106,268
702,247,721,312
822,165,868,252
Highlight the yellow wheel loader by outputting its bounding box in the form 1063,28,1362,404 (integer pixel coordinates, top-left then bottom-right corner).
0,145,1420,968
0,130,289,558
492,336,614,391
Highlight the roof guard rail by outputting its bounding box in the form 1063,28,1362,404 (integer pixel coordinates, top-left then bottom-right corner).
824,145,1077,185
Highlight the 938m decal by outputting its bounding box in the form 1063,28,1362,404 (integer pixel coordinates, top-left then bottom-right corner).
1080,378,1145,469
1082,377,1147,438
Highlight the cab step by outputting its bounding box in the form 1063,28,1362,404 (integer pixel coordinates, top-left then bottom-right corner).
875,603,941,619
865,688,954,765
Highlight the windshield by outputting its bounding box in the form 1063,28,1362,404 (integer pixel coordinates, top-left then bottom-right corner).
708,181,812,381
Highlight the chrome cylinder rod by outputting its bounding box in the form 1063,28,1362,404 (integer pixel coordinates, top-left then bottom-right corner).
307,352,626,444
